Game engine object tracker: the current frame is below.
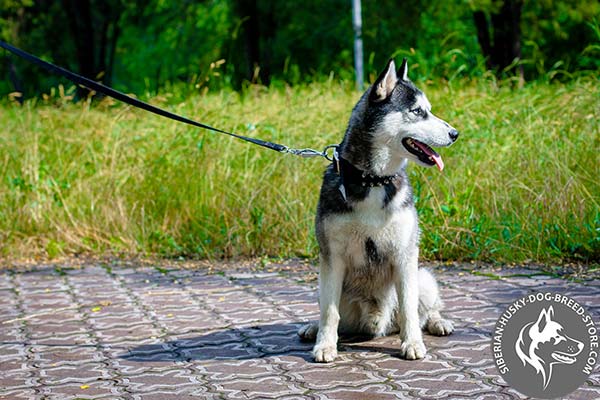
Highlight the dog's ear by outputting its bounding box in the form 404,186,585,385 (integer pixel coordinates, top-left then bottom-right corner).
398,58,409,81
369,59,397,103
535,307,552,333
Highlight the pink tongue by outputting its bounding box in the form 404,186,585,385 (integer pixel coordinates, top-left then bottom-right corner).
414,141,444,172
431,153,444,172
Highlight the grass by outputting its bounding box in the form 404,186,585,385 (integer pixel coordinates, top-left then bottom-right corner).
0,77,598,264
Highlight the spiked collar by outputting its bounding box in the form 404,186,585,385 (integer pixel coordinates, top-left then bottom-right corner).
334,156,401,188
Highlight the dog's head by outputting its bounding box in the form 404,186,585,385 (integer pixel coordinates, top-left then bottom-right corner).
515,306,584,389
359,59,458,172
527,306,584,365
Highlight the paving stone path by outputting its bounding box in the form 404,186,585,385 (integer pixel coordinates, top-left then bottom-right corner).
1,260,598,399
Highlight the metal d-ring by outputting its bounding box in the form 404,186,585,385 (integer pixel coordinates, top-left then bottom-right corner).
322,144,339,162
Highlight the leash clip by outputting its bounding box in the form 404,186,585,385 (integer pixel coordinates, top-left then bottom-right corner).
283,144,339,161
283,147,327,158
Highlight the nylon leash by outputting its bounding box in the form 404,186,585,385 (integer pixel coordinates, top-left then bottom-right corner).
0,40,336,160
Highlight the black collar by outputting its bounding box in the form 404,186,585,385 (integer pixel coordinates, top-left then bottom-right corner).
334,156,400,188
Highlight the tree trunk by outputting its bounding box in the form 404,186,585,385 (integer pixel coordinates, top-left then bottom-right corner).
63,0,96,98
231,0,272,85
106,20,121,88
473,11,493,70
7,59,24,104
258,3,274,85
352,0,364,89
473,0,524,79
491,0,523,76
235,0,260,82
61,0,123,97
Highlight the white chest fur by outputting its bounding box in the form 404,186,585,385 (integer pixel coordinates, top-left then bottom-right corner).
324,186,418,267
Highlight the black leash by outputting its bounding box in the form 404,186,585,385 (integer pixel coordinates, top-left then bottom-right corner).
0,40,336,160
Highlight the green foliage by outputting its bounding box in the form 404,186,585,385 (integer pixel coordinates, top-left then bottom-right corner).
115,0,233,96
363,0,487,80
1,0,599,98
0,78,598,263
521,1,600,73
248,0,353,85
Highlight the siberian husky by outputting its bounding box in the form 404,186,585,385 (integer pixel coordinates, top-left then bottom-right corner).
299,59,458,362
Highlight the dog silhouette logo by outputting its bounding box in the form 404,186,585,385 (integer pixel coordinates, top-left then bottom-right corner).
492,293,598,399
515,306,584,389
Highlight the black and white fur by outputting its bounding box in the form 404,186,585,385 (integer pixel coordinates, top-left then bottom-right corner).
299,59,458,362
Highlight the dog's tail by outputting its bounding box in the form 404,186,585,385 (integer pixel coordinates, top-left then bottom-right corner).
418,269,453,336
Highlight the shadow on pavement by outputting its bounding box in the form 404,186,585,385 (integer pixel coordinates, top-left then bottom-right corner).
120,322,381,363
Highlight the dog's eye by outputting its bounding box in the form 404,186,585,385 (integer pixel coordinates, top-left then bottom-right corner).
411,107,425,117
553,336,565,344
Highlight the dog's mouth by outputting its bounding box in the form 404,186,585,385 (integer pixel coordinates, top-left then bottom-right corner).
402,138,444,171
552,351,578,364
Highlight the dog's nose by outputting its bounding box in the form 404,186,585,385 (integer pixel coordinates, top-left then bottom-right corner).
449,129,459,142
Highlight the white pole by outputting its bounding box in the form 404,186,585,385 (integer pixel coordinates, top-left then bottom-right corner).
352,0,364,90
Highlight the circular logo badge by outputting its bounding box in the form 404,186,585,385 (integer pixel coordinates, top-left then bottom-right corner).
492,292,598,399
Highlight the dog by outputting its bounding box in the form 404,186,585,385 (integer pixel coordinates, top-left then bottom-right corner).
298,58,457,362
515,306,584,389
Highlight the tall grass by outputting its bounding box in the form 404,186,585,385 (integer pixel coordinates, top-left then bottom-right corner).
0,77,598,264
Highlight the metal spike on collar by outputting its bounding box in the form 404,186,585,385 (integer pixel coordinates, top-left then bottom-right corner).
339,183,347,202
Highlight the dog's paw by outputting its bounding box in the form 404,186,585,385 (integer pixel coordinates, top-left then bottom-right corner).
399,339,426,360
298,323,318,342
313,342,338,363
426,318,454,336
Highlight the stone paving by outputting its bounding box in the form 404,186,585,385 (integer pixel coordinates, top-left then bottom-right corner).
0,259,598,400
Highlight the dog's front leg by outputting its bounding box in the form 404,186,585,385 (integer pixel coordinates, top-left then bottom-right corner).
395,252,426,360
313,256,344,363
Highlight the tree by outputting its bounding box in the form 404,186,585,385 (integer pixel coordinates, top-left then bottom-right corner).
229,0,277,86
61,0,124,97
1,0,125,99
1,0,34,100
473,0,524,79
352,0,363,89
